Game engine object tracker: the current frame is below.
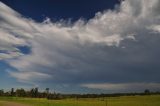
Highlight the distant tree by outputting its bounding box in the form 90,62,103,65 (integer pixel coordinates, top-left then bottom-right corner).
46,88,49,94
0,89,4,96
35,87,38,97
28,88,39,98
47,92,63,100
16,88,26,97
5,92,10,96
11,88,15,96
30,88,34,97
144,89,150,94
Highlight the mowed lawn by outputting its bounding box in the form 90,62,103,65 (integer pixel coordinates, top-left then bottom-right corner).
0,95,160,106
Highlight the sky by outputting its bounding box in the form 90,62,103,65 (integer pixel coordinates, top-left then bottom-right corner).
0,0,160,93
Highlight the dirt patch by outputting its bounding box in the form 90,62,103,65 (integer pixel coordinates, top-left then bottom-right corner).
1,101,30,106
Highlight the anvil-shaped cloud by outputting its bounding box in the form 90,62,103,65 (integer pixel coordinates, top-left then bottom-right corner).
0,0,160,92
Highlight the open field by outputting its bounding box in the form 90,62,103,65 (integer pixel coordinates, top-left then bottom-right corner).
0,95,160,106
0,101,29,106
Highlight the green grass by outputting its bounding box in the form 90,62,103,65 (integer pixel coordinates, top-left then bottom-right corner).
0,95,160,106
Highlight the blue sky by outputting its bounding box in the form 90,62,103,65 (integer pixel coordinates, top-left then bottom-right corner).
0,0,160,93
1,0,120,22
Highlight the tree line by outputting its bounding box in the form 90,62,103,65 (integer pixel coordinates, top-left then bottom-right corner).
0,88,62,99
0,88,160,100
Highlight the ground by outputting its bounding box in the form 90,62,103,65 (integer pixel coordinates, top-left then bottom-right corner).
0,95,160,106
0,101,29,106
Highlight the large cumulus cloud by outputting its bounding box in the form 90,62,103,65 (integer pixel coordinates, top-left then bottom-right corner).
0,0,160,92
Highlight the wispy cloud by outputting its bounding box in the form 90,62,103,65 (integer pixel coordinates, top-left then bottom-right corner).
0,0,160,92
81,83,160,92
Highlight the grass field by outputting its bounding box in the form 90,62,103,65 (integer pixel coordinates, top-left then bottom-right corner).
0,95,160,106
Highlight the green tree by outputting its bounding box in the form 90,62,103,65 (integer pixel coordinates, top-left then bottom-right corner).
0,89,4,96
11,88,15,96
16,88,26,97
35,87,39,97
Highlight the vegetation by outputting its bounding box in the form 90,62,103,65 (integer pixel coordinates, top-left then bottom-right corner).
0,88,160,100
0,88,160,106
0,95,160,106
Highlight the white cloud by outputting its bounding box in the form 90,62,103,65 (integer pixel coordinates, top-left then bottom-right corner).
7,70,51,82
0,0,160,91
0,52,23,60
